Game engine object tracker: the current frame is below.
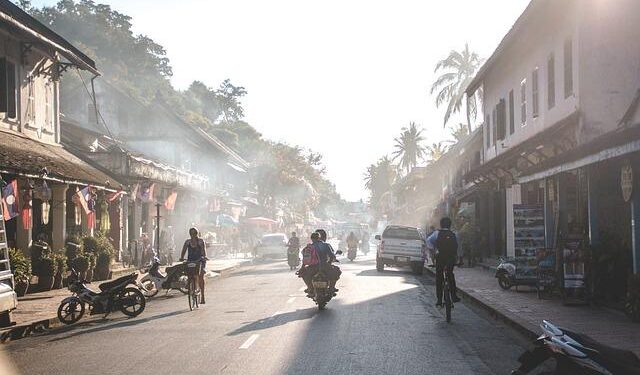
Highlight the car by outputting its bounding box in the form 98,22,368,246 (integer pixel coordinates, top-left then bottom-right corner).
255,233,288,258
375,225,426,275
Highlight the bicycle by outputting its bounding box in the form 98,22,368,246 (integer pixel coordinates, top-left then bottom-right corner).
429,263,457,323
185,261,201,311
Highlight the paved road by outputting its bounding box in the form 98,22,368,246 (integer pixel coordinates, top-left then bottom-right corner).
2,254,544,375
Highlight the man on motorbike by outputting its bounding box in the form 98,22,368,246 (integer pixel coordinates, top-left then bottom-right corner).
179,227,208,304
287,232,300,251
346,231,358,249
315,229,341,293
426,217,461,307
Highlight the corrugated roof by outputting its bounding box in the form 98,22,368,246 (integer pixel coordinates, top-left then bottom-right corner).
0,129,116,189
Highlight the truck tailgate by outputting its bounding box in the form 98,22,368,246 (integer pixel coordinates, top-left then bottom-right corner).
383,238,422,257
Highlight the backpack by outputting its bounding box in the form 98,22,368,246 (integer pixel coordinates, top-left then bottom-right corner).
301,243,320,266
435,229,458,263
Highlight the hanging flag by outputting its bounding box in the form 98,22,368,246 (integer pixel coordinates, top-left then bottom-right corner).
73,186,91,214
106,189,125,203
21,189,32,230
130,183,139,202
86,191,96,230
99,200,110,232
87,211,96,230
1,180,19,220
164,191,178,210
138,182,155,203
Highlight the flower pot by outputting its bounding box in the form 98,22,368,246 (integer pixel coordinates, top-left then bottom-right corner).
94,266,110,281
14,282,28,297
53,272,63,289
37,275,55,292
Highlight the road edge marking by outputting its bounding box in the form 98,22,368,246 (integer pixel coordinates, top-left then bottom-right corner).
239,334,260,349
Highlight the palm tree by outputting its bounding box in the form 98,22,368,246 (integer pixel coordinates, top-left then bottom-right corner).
430,43,483,133
450,122,469,142
392,122,426,175
426,142,449,163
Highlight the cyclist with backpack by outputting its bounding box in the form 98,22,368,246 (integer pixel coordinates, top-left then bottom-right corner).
426,217,462,307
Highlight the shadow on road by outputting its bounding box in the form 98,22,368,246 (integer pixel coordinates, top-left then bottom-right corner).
45,309,190,342
227,306,328,336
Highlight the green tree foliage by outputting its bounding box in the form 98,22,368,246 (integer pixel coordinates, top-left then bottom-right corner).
430,43,483,133
426,142,449,163
363,156,397,217
392,122,426,175
450,122,469,142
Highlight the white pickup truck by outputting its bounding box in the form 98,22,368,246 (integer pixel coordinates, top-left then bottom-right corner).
375,225,426,275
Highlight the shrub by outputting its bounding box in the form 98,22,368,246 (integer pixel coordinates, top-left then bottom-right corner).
38,256,55,277
83,232,115,256
53,250,67,275
88,253,96,270
96,251,112,268
73,255,89,273
9,248,31,284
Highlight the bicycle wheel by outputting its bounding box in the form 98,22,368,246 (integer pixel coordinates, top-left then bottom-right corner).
192,283,199,310
188,277,195,311
444,282,452,323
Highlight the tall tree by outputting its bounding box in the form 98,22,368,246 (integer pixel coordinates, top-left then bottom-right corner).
430,43,483,133
363,156,397,217
392,122,426,175
450,122,469,142
426,142,449,163
215,79,247,125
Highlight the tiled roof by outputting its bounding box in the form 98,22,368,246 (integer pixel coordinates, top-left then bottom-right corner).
0,129,117,189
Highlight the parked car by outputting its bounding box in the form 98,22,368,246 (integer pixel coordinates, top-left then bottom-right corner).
375,225,426,275
255,233,288,258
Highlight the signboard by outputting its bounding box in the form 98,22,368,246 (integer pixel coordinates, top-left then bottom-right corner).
563,236,585,289
621,162,633,202
513,204,545,259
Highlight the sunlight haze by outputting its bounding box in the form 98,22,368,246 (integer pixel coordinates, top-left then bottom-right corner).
36,0,530,201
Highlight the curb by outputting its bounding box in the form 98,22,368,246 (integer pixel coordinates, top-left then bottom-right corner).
423,266,539,340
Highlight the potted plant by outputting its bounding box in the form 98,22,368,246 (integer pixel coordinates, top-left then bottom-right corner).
65,236,82,269
73,255,89,281
9,248,31,297
94,251,112,281
53,251,68,289
36,255,55,292
625,274,640,323
86,253,96,282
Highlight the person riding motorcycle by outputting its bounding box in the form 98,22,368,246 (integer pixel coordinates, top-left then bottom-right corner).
346,231,359,250
179,227,208,304
426,217,461,307
315,229,341,293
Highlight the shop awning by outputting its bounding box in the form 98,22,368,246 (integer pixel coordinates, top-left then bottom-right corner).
0,130,118,190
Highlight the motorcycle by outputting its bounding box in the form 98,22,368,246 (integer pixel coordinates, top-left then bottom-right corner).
287,248,300,270
57,269,145,325
308,255,341,310
512,320,640,375
347,245,357,261
138,257,189,298
361,240,370,255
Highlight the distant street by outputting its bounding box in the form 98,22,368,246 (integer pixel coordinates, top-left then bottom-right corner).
2,252,545,375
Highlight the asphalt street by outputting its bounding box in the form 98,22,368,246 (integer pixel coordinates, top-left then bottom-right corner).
2,253,547,375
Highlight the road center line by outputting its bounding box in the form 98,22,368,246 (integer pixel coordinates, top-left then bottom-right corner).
239,334,260,349
286,297,296,304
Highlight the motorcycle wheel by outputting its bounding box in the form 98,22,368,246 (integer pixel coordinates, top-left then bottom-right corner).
57,298,85,325
119,287,146,317
139,280,158,298
498,275,512,290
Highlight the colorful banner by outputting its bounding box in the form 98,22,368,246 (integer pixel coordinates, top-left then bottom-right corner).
1,180,19,220
164,191,178,210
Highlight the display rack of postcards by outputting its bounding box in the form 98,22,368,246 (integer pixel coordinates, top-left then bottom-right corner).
513,204,546,267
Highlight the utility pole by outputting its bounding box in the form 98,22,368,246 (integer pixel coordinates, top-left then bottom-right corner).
155,203,161,258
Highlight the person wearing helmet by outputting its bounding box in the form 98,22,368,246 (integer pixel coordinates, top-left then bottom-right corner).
315,229,341,293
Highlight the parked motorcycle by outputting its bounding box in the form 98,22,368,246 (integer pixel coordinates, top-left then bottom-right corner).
138,258,189,298
347,246,357,261
512,320,640,375
287,248,300,270
57,269,145,325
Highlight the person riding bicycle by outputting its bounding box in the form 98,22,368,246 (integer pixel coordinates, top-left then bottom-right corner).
179,227,207,304
426,217,461,307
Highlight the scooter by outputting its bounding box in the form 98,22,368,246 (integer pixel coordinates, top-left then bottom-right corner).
347,245,357,261
287,248,300,270
512,320,640,374
138,257,189,298
57,269,145,325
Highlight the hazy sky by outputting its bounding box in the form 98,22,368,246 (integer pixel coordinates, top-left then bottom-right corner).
36,0,530,201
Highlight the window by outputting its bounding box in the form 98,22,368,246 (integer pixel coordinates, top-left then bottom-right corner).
548,54,555,108
532,68,539,118
492,107,497,145
485,114,490,148
520,79,527,125
564,39,573,98
44,81,53,132
509,90,515,134
25,77,35,125
0,58,17,119
497,99,506,141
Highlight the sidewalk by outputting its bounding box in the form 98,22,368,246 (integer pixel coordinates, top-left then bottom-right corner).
0,255,252,342
429,265,640,355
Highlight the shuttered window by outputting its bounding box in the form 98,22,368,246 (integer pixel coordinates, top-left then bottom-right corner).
0,58,17,119
509,90,515,134
548,54,555,109
564,39,573,98
497,99,506,141
520,79,527,125
485,114,490,149
532,67,539,118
